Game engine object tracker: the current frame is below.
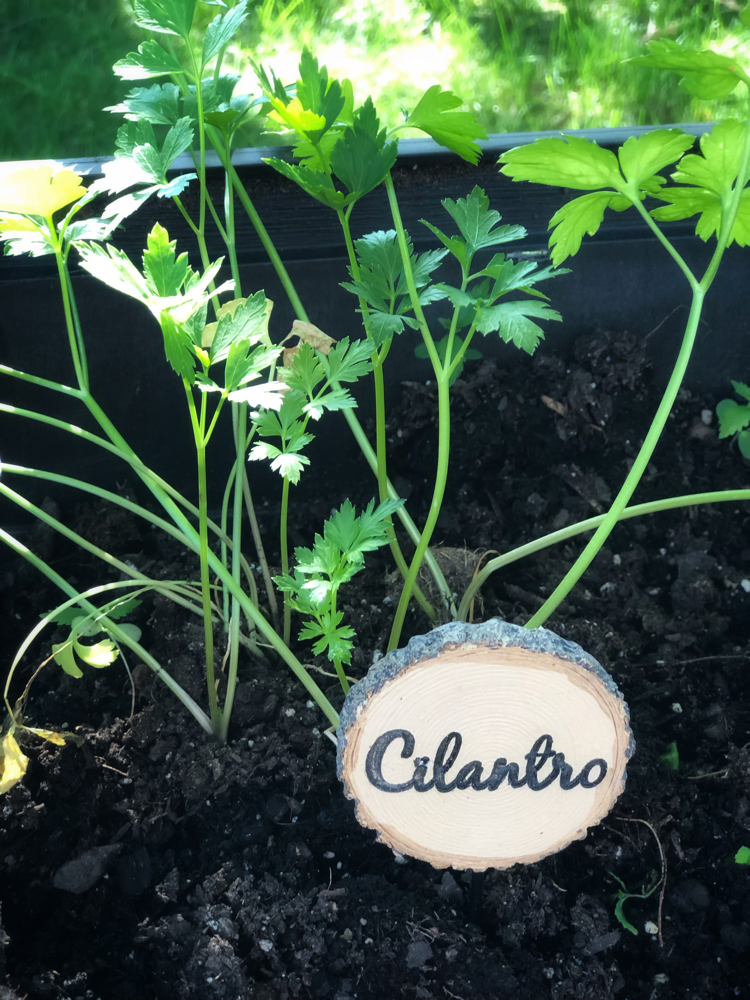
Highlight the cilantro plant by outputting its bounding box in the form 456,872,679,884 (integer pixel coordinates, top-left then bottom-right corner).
489,38,750,631
6,0,750,772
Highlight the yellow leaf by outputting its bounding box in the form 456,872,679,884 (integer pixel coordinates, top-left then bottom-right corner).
0,164,86,218
268,98,326,134
0,214,43,232
0,732,29,795
25,727,67,746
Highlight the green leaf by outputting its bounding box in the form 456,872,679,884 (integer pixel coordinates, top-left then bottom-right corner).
660,741,680,770
299,611,356,664
617,129,695,188
107,83,182,125
613,890,639,936
161,117,195,168
732,380,750,402
113,40,187,80
400,86,487,164
476,299,561,354
443,187,525,258
207,292,269,363
716,398,750,438
499,135,623,191
735,846,750,865
477,254,567,298
296,48,346,138
52,641,83,679
0,225,55,258
669,120,744,199
320,337,373,384
330,98,398,198
651,185,750,246
75,638,119,668
160,310,197,382
741,5,750,29
202,1,248,67
76,242,150,302
630,39,743,100
546,191,622,265
263,158,353,210
143,222,189,296
133,0,196,38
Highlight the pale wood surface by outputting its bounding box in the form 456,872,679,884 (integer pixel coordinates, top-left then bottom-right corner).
338,622,633,871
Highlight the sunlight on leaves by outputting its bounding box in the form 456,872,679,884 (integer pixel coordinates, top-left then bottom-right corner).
0,165,86,219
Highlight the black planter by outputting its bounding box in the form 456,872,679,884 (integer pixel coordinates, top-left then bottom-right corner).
1,126,747,517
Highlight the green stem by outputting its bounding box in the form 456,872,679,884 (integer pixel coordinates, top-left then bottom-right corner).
225,157,310,321
525,288,704,628
526,116,750,630
330,591,350,694
0,529,213,735
458,489,750,622
1,472,209,620
219,400,247,743
388,375,452,652
185,382,220,730
337,206,438,621
52,236,87,392
280,475,292,645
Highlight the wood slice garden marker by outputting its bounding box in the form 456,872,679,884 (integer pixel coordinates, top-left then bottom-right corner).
337,620,634,871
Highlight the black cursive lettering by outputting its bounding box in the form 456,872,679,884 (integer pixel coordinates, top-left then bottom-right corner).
364,730,609,794
365,730,415,792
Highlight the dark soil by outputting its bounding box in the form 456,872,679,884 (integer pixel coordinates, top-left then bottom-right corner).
2,330,750,1000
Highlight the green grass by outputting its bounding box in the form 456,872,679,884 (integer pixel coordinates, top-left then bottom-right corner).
2,0,750,161
0,0,139,161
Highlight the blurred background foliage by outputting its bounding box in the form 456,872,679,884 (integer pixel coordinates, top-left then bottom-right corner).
1,0,749,161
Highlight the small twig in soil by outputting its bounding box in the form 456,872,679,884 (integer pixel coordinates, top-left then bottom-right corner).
614,816,667,947
643,305,684,341
687,767,730,781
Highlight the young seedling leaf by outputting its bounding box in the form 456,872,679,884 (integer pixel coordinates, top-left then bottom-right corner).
400,86,487,164
629,40,744,100
716,398,750,437
617,129,695,188
735,846,750,864
113,40,186,80
202,0,248,67
133,0,196,38
732,380,750,402
499,135,623,191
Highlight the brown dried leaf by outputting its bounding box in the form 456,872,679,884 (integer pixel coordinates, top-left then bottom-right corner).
290,319,336,354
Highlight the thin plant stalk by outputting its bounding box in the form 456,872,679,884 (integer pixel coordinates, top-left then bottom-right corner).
525,115,750,630
457,490,750,622
1,529,215,735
